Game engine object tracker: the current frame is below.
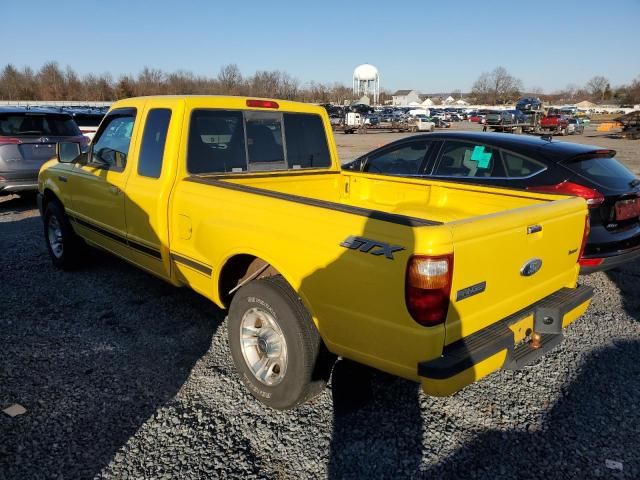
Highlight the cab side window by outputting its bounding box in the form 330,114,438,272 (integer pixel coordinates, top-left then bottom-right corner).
138,109,171,178
433,141,500,178
90,111,136,172
364,141,430,175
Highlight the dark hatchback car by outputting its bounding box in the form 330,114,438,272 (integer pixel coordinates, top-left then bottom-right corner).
0,107,88,195
342,131,640,273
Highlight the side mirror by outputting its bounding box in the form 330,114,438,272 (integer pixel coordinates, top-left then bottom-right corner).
57,142,81,163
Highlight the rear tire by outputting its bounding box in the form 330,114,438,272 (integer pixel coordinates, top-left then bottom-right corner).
228,276,334,410
43,201,82,270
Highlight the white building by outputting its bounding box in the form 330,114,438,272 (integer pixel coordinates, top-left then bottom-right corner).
391,90,422,106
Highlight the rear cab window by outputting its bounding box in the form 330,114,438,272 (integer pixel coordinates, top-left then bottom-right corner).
187,109,331,174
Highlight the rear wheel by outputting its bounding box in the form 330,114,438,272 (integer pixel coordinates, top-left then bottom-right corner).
43,201,82,270
561,127,568,136
228,276,334,410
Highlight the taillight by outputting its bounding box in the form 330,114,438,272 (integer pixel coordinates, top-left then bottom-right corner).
528,181,605,208
0,137,22,146
246,99,279,109
579,257,604,267
405,254,453,327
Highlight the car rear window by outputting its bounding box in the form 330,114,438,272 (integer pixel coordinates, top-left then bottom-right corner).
566,156,637,190
187,109,331,174
0,113,81,136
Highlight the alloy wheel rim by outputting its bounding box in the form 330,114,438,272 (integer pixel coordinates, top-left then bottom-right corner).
239,307,288,386
47,215,64,259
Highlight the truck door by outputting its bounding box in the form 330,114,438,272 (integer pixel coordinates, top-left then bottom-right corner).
68,108,137,259
124,99,183,279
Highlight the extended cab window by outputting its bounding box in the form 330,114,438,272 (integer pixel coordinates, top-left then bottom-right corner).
365,141,430,174
433,141,499,178
138,109,171,178
188,110,247,174
501,150,546,178
90,111,136,171
283,113,330,169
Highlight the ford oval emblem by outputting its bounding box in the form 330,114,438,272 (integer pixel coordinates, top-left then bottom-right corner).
520,258,542,277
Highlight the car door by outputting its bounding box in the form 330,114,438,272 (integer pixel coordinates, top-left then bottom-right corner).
66,108,139,258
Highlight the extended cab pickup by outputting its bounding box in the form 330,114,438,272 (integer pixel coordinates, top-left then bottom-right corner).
540,114,570,135
38,96,593,410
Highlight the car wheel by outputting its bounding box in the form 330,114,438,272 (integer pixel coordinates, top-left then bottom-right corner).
561,127,568,136
228,276,334,410
43,201,82,270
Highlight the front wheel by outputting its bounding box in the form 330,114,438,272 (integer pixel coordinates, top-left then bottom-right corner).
227,276,334,410
43,201,82,270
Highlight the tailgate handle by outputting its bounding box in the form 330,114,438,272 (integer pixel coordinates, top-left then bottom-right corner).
527,224,542,234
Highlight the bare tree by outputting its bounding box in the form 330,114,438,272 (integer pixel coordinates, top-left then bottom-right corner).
0,64,22,100
585,76,609,101
217,64,243,95
471,66,522,104
37,62,66,100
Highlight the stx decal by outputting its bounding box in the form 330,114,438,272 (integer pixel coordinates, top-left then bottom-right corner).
340,235,404,260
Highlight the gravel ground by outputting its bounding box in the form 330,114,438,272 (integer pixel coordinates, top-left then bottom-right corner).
2,130,640,479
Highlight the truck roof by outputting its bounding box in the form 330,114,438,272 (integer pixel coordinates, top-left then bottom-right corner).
110,95,325,115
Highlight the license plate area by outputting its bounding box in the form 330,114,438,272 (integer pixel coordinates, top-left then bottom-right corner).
615,198,640,221
18,143,56,161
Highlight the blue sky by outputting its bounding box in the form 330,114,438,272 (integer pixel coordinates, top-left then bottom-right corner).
5,0,640,93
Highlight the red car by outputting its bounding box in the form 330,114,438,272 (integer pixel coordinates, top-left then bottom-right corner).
469,114,486,124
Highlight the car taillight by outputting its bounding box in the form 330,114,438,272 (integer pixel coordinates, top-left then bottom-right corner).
528,181,605,208
246,99,279,109
0,136,22,146
405,254,453,327
579,257,604,267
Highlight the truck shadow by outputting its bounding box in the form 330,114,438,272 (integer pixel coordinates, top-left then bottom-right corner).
423,339,640,479
606,262,640,321
0,201,223,479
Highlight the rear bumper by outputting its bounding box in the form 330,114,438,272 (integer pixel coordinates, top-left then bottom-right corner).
0,171,39,194
418,285,593,396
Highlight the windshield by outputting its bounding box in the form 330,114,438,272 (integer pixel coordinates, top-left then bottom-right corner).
0,113,81,136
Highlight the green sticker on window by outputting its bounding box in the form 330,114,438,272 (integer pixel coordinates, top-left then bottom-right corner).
470,146,492,168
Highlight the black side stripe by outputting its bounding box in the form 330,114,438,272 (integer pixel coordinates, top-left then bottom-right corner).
170,253,212,276
186,176,441,227
69,215,162,260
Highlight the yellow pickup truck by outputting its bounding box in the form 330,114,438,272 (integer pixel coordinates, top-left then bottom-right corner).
37,96,593,410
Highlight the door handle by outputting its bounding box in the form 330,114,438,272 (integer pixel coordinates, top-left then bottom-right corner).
109,185,120,195
58,175,67,183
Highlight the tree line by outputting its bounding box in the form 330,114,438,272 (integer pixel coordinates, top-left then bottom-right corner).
0,62,392,105
1,61,638,105
471,66,640,105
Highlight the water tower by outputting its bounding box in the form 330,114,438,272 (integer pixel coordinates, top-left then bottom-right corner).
353,64,380,104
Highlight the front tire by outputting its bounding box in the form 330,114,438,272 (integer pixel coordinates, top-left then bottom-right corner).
228,276,334,410
43,201,82,270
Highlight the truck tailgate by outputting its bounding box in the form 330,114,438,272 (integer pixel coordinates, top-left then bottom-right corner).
441,196,587,343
